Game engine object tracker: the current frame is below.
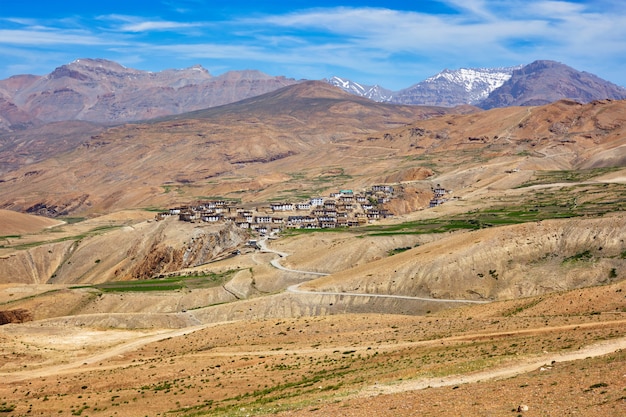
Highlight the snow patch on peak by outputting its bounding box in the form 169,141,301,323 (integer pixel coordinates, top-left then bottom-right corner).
325,76,393,102
423,65,522,103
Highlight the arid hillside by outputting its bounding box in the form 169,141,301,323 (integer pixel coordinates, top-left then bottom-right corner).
0,81,465,216
0,215,248,285
301,214,626,300
0,86,624,416
0,209,62,235
1,89,624,219
0,266,625,416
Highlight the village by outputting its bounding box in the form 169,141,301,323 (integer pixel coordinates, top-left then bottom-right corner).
156,184,451,235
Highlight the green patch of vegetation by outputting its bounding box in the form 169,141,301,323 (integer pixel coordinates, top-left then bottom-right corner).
280,227,348,237
362,218,485,236
314,168,352,183
8,224,124,251
180,365,356,416
503,298,543,317
288,172,306,181
74,270,239,293
0,402,16,412
562,250,593,264
0,289,62,307
57,217,86,224
0,235,21,239
11,234,87,250
71,404,90,416
387,246,412,256
518,167,621,188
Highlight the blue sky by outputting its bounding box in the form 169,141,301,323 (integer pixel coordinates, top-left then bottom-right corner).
1,0,625,90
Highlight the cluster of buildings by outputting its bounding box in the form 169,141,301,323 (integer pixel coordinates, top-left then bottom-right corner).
429,184,451,208
156,186,396,234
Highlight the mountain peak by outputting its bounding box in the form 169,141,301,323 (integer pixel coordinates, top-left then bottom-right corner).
325,76,393,102
392,65,521,106
66,58,139,74
479,60,626,109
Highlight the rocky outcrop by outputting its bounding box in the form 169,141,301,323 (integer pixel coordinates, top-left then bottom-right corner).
126,221,248,280
0,308,32,325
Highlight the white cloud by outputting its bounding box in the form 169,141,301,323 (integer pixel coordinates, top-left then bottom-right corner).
0,29,114,46
119,21,201,32
97,14,204,33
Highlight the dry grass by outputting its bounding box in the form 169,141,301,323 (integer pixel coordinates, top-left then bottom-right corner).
1,297,625,416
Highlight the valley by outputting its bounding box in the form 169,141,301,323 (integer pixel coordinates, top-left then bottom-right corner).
0,81,625,416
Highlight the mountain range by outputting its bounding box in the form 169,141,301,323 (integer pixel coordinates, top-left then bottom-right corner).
0,58,298,129
1,59,625,134
330,60,626,108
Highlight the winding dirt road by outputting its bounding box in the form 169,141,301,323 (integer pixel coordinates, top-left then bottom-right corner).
258,237,488,304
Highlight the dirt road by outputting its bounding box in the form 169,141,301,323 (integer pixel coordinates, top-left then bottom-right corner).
259,237,487,304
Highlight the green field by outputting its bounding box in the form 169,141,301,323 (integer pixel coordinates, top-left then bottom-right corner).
74,270,240,293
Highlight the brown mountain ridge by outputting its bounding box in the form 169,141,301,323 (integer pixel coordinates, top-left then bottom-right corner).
0,81,470,216
0,83,623,217
0,58,298,128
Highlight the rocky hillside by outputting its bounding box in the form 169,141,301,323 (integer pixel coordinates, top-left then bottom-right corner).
0,120,105,174
0,81,460,216
0,308,32,324
302,215,626,301
480,60,626,109
0,217,248,285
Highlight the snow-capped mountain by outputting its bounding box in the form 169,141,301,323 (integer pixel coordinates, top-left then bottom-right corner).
325,76,393,102
326,62,626,108
391,65,522,107
326,66,521,107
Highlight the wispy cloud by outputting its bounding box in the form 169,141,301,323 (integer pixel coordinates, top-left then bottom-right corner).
0,29,115,46
99,14,204,32
0,1,625,88
121,20,201,32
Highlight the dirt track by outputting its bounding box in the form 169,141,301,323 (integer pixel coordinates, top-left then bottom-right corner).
259,237,488,304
